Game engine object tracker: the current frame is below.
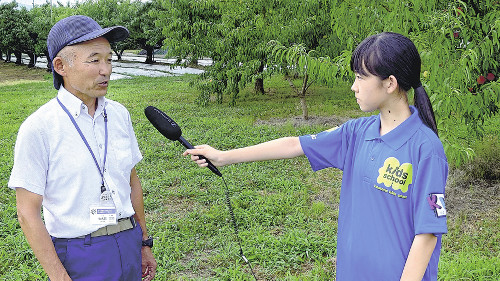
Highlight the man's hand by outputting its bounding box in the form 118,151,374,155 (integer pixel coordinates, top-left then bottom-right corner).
141,246,157,281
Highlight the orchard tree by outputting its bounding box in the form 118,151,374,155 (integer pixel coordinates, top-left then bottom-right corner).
1,1,73,67
20,7,38,67
0,2,17,62
0,2,27,64
29,4,56,69
157,0,332,104
156,0,225,102
24,4,55,68
76,0,138,60
7,5,32,65
129,0,165,64
268,41,325,120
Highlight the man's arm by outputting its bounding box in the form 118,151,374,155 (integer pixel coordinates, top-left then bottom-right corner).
130,167,157,281
15,188,71,281
400,233,438,281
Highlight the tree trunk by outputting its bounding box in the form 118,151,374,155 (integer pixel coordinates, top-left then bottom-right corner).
14,51,22,65
45,51,52,71
286,73,309,120
5,51,12,62
0,49,3,60
300,73,309,120
300,96,308,120
145,47,154,64
118,49,124,61
255,78,264,94
27,52,36,68
254,61,265,94
113,49,122,61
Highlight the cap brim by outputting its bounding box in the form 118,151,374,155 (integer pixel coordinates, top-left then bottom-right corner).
68,26,129,46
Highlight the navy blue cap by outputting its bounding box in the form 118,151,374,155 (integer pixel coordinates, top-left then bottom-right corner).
47,15,129,89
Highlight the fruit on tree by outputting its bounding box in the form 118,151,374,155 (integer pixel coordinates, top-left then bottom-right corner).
477,76,487,84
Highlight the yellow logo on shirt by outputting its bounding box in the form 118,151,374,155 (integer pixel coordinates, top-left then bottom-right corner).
377,157,413,193
325,126,339,132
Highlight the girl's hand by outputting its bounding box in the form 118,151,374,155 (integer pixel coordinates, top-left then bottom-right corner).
183,145,227,167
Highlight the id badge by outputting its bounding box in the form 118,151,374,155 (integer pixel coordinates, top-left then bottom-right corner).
90,205,117,225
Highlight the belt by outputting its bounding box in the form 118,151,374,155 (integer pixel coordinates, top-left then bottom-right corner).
77,216,136,238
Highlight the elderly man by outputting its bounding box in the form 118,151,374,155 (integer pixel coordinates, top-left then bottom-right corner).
9,15,156,280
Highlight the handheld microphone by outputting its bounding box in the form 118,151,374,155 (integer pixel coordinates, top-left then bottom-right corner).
144,106,222,177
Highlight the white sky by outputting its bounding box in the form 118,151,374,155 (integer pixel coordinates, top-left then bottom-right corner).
6,0,148,8
3,0,80,8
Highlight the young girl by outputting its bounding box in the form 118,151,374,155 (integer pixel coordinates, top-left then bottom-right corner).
184,32,448,281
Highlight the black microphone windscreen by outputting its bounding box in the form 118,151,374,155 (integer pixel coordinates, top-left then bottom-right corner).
144,106,182,141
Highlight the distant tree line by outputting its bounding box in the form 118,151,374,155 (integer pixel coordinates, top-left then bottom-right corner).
0,0,164,67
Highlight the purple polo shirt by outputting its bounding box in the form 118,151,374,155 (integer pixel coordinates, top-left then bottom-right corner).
299,106,448,281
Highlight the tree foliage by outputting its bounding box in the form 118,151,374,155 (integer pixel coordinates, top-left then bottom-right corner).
1,0,498,165
0,0,162,65
0,2,31,64
289,0,500,165
156,0,333,104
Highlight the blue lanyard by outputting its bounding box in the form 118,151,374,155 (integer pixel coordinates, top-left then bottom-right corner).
57,97,108,193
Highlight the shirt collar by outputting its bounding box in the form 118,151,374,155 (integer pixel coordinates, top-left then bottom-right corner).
364,106,423,150
57,86,107,118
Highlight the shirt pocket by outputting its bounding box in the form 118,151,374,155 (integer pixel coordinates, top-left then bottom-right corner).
109,128,134,174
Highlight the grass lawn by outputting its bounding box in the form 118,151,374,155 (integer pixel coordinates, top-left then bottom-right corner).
0,61,498,280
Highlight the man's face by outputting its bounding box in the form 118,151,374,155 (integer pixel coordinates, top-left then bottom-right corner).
59,37,113,102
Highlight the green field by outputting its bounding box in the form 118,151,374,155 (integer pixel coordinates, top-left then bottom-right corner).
0,62,498,280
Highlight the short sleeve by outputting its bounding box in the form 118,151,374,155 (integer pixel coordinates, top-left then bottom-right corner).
8,118,49,195
299,124,351,171
413,154,448,235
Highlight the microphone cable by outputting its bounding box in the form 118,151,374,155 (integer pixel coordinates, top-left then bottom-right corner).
143,106,257,279
221,176,258,281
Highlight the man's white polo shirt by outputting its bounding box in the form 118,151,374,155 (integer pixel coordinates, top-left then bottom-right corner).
9,87,142,238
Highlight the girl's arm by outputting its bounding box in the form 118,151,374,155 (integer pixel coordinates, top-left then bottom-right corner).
183,137,304,167
400,233,438,281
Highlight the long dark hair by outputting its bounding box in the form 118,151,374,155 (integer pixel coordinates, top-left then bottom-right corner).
350,32,438,136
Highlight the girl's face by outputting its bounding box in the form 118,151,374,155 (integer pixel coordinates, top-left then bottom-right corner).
351,72,390,112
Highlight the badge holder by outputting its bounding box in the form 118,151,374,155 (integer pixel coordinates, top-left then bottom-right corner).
90,185,117,226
